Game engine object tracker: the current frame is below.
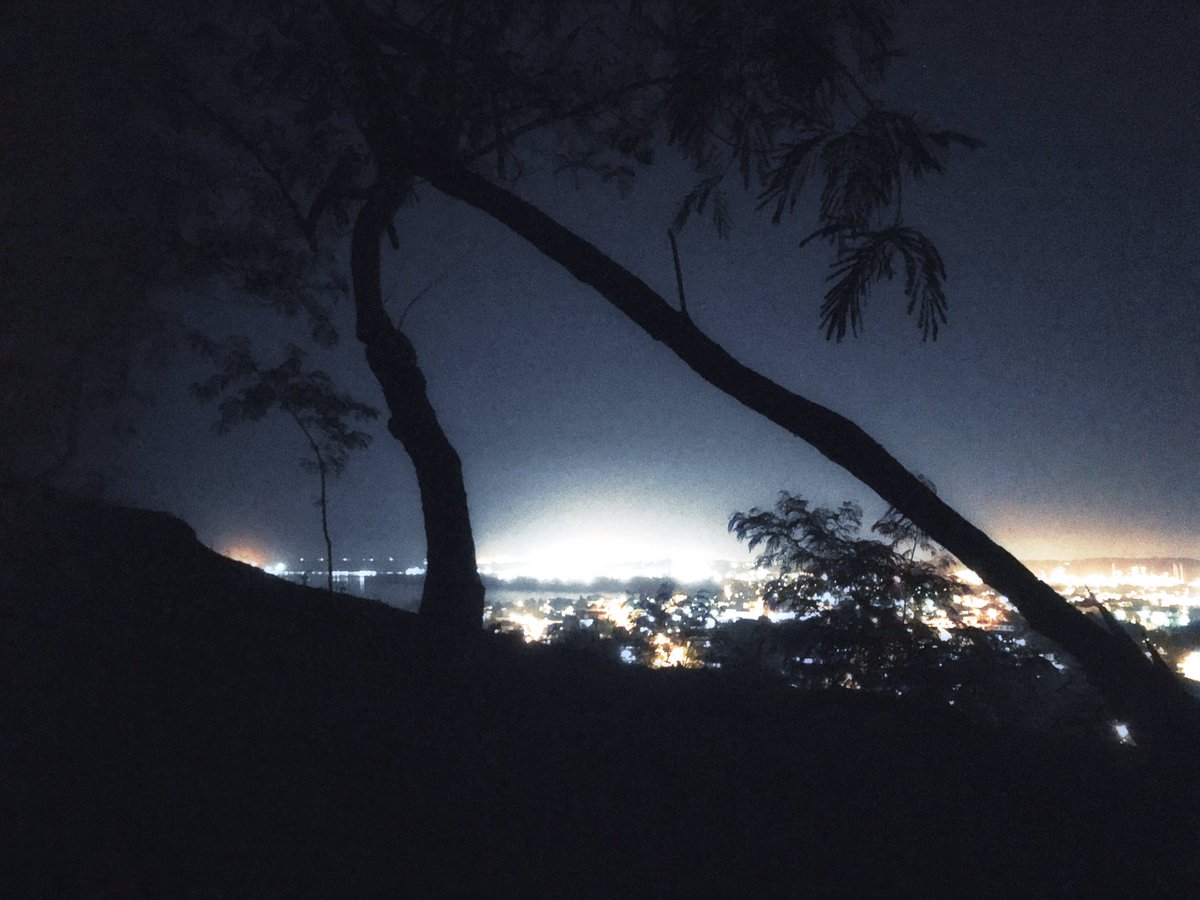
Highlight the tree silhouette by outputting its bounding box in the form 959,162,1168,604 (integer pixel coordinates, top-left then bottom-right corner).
726,492,1108,731
729,493,963,626
5,0,489,634
169,2,492,635
24,1,1196,741
193,342,378,594
311,0,1199,747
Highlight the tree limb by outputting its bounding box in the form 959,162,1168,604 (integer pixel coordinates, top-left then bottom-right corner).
411,155,1200,746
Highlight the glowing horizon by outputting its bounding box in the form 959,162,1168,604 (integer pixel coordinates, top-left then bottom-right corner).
476,538,731,584
226,531,1198,587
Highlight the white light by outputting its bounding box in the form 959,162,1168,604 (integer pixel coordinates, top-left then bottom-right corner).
479,532,723,583
270,562,286,574
955,568,983,586
1179,651,1200,682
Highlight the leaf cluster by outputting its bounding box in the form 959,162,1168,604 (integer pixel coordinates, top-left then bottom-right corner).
723,491,1106,728
192,339,378,474
182,0,979,342
728,492,964,620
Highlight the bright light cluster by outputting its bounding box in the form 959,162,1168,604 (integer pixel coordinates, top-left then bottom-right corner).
1179,651,1200,683
1040,563,1197,593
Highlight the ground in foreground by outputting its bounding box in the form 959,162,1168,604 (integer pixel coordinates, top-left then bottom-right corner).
3,490,1197,896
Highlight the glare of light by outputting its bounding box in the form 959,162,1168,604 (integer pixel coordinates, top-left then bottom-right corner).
1041,565,1185,592
480,533,721,583
506,612,551,642
270,562,286,574
224,546,263,568
1179,651,1200,682
955,568,983,586
595,595,638,631
1147,610,1169,629
1111,722,1135,745
650,632,696,668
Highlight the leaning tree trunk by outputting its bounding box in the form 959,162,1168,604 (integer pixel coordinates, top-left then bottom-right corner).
350,186,485,635
417,157,1200,750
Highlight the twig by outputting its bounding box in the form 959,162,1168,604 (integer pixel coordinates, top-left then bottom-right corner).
667,229,689,320
395,255,467,326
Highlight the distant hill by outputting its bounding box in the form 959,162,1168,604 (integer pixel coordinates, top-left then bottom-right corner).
3,487,1198,896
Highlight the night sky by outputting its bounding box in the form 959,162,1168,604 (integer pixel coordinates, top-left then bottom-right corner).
96,0,1199,576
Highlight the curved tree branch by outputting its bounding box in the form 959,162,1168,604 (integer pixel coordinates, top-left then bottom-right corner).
412,155,1200,748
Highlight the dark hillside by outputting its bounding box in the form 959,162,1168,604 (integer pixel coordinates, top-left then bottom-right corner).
3,489,1197,897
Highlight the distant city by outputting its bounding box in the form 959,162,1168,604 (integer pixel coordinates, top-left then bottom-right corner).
222,548,1200,675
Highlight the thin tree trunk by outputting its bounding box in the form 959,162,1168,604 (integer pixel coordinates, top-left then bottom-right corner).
290,412,336,595
350,185,486,635
316,447,334,595
417,157,1200,748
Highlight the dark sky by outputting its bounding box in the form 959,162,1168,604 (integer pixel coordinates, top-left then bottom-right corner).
103,0,1200,576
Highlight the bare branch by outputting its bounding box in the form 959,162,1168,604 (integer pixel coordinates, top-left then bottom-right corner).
667,229,689,320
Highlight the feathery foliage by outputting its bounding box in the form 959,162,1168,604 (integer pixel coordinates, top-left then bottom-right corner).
192,339,378,591
192,340,377,473
729,492,963,618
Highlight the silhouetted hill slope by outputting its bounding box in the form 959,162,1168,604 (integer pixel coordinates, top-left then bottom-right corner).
3,489,1198,897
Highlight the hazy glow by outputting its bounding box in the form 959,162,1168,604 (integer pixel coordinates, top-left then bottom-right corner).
955,568,984,586
595,594,638,631
224,546,264,568
650,632,697,668
1180,651,1200,683
1039,564,1187,592
479,532,723,583
506,612,552,641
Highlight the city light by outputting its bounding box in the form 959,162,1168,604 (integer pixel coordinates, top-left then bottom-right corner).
1179,651,1200,683
478,533,731,583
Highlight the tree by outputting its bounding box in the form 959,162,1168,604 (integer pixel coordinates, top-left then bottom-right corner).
313,0,1199,747
729,493,964,632
3,0,490,633
193,342,378,594
45,0,1189,739
726,492,1108,732
170,1,491,635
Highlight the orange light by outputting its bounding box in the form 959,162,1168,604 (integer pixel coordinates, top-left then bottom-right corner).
224,546,264,568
